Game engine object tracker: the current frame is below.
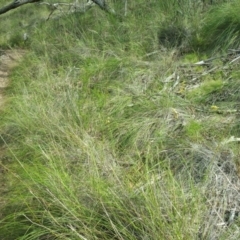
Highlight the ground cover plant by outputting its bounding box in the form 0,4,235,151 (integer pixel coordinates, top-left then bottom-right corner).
1,0,240,239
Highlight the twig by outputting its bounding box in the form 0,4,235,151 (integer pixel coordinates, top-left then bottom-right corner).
39,1,95,20
91,0,115,15
124,0,127,16
228,49,240,54
190,66,218,82
0,0,115,16
229,55,240,64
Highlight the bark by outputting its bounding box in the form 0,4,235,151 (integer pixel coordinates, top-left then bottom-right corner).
0,0,41,15
91,0,115,14
0,0,115,16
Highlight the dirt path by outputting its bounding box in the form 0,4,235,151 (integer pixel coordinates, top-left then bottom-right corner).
0,49,25,214
0,49,25,109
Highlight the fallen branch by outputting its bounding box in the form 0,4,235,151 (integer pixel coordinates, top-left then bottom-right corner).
0,0,115,16
0,0,40,15
229,54,240,64
91,0,115,14
39,1,95,20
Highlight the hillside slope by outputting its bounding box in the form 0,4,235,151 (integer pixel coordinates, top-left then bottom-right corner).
1,0,240,239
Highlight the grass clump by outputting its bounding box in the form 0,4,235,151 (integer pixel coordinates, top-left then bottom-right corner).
1,0,240,239
187,79,224,103
197,0,240,52
185,120,203,140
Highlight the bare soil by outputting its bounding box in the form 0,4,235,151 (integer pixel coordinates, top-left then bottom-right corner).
0,49,25,108
0,49,25,214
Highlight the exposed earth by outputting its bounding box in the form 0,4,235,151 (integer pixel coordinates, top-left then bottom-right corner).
0,49,25,215
0,49,25,109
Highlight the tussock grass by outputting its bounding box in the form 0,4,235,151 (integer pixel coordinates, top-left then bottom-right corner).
1,0,240,239
198,0,240,52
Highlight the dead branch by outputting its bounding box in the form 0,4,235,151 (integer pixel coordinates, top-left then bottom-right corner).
91,0,115,14
0,0,115,16
0,0,40,15
39,1,95,20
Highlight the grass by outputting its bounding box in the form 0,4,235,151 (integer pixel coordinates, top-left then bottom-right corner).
1,0,240,239
197,0,240,52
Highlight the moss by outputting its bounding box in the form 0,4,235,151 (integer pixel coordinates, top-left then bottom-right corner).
187,79,224,103
185,120,203,140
